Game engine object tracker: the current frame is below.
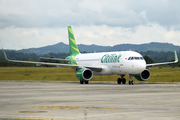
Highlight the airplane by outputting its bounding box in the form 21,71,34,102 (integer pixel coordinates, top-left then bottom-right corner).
2,26,179,85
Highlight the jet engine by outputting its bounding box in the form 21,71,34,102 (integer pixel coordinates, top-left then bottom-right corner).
134,69,150,81
76,68,93,81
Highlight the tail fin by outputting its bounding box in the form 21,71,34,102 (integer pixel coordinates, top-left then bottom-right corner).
68,26,80,56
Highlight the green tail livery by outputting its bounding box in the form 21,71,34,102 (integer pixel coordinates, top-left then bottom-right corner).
68,26,80,56
65,26,81,65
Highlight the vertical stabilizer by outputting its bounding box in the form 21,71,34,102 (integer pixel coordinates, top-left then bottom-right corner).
68,26,80,56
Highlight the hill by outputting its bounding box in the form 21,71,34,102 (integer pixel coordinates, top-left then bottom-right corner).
17,42,180,55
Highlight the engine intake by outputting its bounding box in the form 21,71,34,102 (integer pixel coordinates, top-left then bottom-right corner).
76,68,93,81
134,69,150,81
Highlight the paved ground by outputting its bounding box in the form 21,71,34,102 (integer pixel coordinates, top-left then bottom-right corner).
0,81,180,120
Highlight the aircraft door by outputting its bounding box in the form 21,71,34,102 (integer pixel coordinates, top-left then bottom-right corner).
119,53,124,74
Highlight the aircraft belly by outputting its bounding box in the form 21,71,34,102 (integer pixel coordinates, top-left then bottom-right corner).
101,63,125,75
111,65,123,74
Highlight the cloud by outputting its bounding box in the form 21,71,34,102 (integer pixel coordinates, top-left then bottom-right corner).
1,0,180,28
0,26,67,50
0,0,180,49
1,24,180,50
74,24,180,46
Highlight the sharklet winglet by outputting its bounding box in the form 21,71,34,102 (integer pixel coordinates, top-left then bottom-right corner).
2,48,8,60
174,51,178,62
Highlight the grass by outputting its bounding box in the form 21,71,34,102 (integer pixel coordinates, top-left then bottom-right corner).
0,67,180,82
147,67,180,82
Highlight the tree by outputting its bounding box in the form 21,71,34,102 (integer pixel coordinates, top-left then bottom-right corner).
143,55,154,64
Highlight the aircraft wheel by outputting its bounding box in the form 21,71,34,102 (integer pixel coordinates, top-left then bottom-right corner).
80,81,84,84
117,78,122,84
85,81,89,84
122,78,126,84
129,81,131,85
131,81,134,85
129,80,134,85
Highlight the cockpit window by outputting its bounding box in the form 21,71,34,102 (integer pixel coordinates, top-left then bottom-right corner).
140,57,144,60
128,57,144,60
135,57,139,60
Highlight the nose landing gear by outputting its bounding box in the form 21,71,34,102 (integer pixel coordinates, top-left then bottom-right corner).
129,75,134,85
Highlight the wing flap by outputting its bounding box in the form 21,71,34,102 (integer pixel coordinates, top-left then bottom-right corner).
40,57,70,62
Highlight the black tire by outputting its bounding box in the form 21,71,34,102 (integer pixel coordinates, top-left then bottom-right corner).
85,81,89,84
129,81,134,85
122,78,126,84
80,81,84,84
131,81,134,85
117,78,122,84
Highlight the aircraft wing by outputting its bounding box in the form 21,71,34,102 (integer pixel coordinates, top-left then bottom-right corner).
40,57,70,62
85,66,102,72
146,51,178,67
2,49,102,72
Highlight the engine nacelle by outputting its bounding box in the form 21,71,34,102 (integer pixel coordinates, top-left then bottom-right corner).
76,68,93,81
134,69,150,81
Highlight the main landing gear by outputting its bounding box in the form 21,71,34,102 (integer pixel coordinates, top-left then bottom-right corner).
117,75,134,85
80,81,89,84
117,75,126,84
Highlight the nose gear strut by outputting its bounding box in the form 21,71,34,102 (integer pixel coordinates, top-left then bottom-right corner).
129,75,134,85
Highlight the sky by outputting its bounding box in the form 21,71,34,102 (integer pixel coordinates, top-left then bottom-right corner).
0,0,180,50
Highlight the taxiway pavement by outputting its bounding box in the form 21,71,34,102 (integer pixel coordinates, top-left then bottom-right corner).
0,81,180,120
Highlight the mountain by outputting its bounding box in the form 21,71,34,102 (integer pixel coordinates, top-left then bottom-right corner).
18,42,69,55
17,42,180,55
17,42,112,55
109,42,180,52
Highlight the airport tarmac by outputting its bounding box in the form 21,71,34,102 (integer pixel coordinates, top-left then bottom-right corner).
0,81,180,120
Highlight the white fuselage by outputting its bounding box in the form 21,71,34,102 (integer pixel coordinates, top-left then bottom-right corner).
75,51,146,75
